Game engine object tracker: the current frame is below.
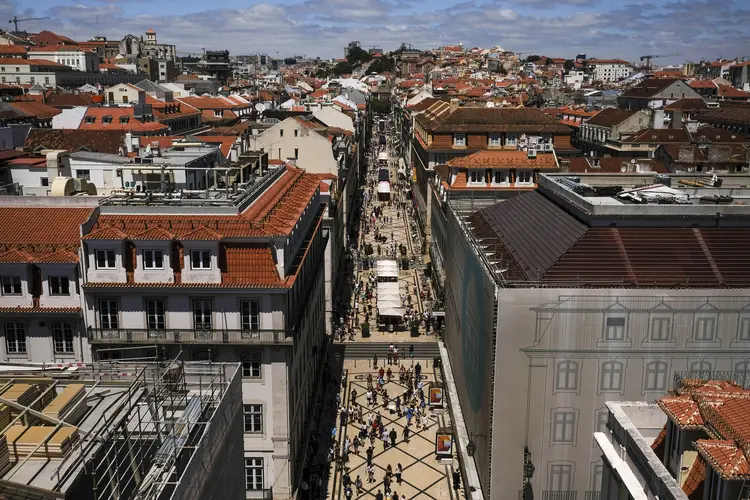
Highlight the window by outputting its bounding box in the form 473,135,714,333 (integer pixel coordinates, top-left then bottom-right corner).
555,360,579,392
241,301,260,331
95,250,116,269
517,171,532,183
143,250,164,270
190,250,211,269
493,170,506,184
245,458,264,490
454,133,465,146
1,276,21,295
76,169,90,180
489,134,500,146
49,276,70,296
14,67,18,72
243,404,263,433
146,299,165,329
52,322,74,353
193,300,212,329
595,409,609,437
99,300,119,329
734,361,750,388
41,177,48,187
694,317,716,341
119,116,129,124
506,134,517,146
549,463,573,491
469,170,478,183
85,116,95,124
29,77,34,84
0,77,4,83
436,153,447,164
242,352,261,378
600,360,624,391
644,360,668,391
591,464,603,492
5,322,26,354
280,129,284,137
690,360,712,379
102,116,112,124
552,410,577,443
122,96,128,104
193,350,214,361
604,316,626,341
294,129,298,137
294,148,299,159
650,317,672,341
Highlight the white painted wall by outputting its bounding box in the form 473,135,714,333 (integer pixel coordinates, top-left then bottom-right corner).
248,118,338,175
52,107,87,129
313,107,354,133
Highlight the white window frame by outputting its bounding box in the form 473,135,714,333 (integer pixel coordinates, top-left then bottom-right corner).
243,404,263,433
242,352,261,378
493,170,507,184
489,134,500,147
644,360,668,392
245,457,264,490
241,300,260,331
5,322,26,354
190,250,211,270
738,317,750,342
95,249,116,270
1,276,22,296
506,134,517,146
99,300,119,329
193,300,212,330
49,276,70,296
146,299,166,330
690,360,713,379
468,170,479,183
454,133,466,147
600,360,624,392
52,322,74,353
143,249,164,270
517,170,532,184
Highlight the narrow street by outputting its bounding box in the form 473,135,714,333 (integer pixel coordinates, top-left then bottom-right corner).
305,114,463,500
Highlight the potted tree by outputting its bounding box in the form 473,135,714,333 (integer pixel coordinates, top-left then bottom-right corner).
410,319,420,338
362,322,371,338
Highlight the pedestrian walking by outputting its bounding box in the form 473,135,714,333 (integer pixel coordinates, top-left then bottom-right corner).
376,489,384,500
366,446,374,466
373,354,378,368
402,425,410,442
389,427,397,447
355,475,363,494
384,475,391,495
386,351,393,365
393,347,399,363
396,463,403,484
409,344,414,359
415,362,421,380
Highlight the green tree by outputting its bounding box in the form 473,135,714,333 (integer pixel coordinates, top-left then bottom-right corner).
370,98,391,114
346,46,372,65
527,54,541,62
545,58,554,65
332,61,353,75
564,59,575,71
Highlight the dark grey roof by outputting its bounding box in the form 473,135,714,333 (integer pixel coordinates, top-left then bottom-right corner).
473,191,587,280
135,80,168,93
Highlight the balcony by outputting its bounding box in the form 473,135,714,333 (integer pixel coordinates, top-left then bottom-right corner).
584,492,600,500
540,492,577,500
246,489,273,499
88,328,293,345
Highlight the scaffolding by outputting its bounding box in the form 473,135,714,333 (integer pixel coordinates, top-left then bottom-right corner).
0,356,241,500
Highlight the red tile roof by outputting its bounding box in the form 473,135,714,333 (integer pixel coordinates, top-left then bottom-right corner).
0,58,68,67
0,207,92,263
79,108,170,133
0,46,26,55
0,306,81,314
29,31,76,46
658,396,704,427
28,45,93,53
694,440,750,479
682,456,705,499
222,244,282,287
7,101,61,119
447,150,557,169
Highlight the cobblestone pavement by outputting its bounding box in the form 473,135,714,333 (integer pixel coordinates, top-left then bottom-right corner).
328,358,460,500
338,132,438,343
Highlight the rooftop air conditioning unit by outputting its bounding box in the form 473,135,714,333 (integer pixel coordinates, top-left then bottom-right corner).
527,150,537,158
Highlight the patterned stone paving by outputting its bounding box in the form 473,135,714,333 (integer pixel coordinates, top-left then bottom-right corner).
328,359,458,499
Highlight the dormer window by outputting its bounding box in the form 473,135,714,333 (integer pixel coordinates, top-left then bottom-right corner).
190,250,211,270
49,276,70,296
489,134,500,147
119,116,129,124
85,116,96,124
95,250,116,269
1,276,21,295
102,116,112,124
454,133,466,147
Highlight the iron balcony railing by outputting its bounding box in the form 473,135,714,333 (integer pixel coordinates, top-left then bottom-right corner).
540,492,578,500
246,489,273,499
88,327,293,345
584,492,601,500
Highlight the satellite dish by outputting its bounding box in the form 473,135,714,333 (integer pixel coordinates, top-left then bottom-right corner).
255,103,266,113
630,159,636,164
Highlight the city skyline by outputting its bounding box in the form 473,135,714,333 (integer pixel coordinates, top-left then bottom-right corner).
8,0,750,62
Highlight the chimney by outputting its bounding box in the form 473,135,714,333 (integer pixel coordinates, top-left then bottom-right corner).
677,145,695,163
652,109,665,129
449,98,460,113
671,110,683,129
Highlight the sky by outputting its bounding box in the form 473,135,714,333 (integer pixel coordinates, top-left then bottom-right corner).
9,0,750,63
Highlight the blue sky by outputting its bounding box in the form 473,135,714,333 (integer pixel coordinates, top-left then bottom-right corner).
9,0,750,62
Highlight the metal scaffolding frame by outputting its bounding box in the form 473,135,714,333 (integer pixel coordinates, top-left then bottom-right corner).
0,356,234,500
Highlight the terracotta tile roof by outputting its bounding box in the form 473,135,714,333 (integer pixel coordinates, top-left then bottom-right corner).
0,46,26,55
130,227,175,240
623,128,691,143
79,108,170,133
585,108,637,127
0,58,68,67
694,440,750,479
24,129,125,155
29,30,76,46
6,101,61,119
222,244,282,287
181,226,222,240
0,207,91,263
689,80,718,89
177,96,244,110
0,249,35,263
664,98,709,111
416,102,571,134
28,45,93,53
658,396,704,427
83,226,128,240
33,249,80,263
447,150,557,169
0,306,81,314
682,456,705,499
718,85,750,99
45,93,94,108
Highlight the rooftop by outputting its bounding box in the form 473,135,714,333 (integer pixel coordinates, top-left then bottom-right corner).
415,101,571,133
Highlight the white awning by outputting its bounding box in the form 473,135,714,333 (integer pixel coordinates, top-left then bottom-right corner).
378,152,388,162
379,307,405,317
377,181,391,194
377,260,399,279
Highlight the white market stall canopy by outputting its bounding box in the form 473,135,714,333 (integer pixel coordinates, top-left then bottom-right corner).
378,152,388,162
377,181,391,194
377,260,399,279
377,281,405,316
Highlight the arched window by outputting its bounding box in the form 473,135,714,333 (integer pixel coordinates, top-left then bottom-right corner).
241,352,261,378
600,361,624,391
644,360,668,391
555,360,579,392
734,361,750,388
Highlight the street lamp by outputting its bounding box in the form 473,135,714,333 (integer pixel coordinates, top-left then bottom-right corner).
466,432,487,457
